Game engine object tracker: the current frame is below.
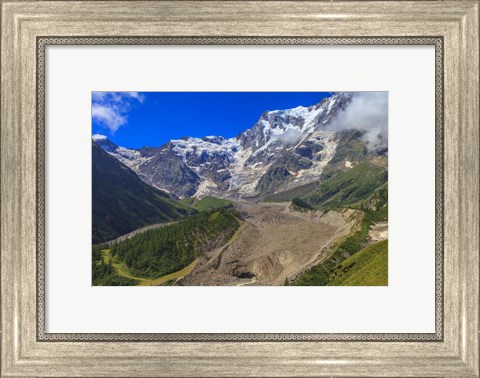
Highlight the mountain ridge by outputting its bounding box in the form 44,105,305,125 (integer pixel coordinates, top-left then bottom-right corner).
93,93,385,200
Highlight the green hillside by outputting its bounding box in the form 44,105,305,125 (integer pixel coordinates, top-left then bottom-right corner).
292,211,371,286
179,197,198,207
262,181,320,203
92,142,193,244
328,240,388,286
292,162,388,286
193,196,232,211
107,208,241,280
351,183,388,222
301,161,387,210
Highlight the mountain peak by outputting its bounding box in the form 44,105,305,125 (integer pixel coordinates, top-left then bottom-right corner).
92,134,120,154
93,92,379,199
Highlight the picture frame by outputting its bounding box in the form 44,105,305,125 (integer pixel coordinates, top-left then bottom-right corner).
1,1,478,376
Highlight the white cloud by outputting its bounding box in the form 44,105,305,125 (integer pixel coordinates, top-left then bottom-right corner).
92,92,145,134
91,92,107,102
327,92,388,152
124,92,145,103
92,134,107,141
273,128,303,145
92,105,126,133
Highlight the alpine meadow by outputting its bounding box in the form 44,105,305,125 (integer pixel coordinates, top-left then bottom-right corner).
92,92,388,286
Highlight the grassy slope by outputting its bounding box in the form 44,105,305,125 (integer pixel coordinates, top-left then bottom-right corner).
193,196,232,211
328,240,388,286
292,211,370,286
351,183,388,222
262,181,320,203
292,162,388,286
92,142,193,244
99,249,199,286
179,197,198,207
302,161,387,210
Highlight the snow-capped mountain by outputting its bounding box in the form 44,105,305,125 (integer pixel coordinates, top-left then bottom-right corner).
93,93,381,199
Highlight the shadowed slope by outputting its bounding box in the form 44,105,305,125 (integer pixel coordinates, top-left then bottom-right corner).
92,142,192,244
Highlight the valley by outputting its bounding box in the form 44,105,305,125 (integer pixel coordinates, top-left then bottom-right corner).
180,201,356,286
91,92,388,286
96,199,380,286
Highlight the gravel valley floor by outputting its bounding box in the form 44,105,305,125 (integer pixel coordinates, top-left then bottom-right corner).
179,201,356,286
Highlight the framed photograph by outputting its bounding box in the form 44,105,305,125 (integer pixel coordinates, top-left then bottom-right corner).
1,1,478,377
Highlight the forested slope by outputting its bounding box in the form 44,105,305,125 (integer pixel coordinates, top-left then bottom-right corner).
109,208,241,279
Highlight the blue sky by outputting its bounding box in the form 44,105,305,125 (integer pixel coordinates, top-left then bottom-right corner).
92,92,333,149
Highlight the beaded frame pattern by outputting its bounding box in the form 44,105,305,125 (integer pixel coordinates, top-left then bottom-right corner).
36,36,444,342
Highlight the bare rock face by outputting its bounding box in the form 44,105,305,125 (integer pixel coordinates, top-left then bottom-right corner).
136,146,200,198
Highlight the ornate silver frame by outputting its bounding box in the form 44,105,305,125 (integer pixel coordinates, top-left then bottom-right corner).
2,2,478,377
36,36,444,343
